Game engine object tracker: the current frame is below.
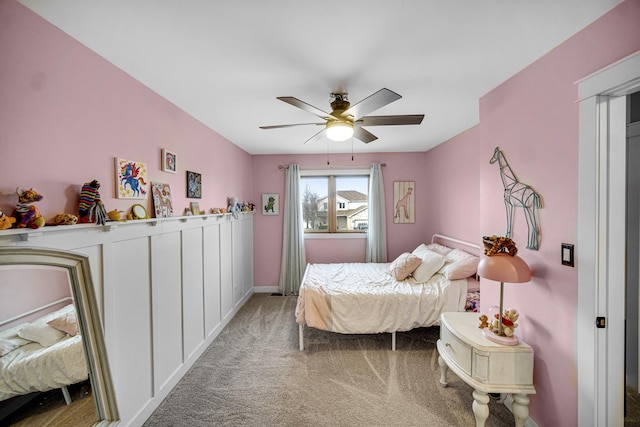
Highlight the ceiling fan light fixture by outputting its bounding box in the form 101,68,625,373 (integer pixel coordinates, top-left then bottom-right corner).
325,121,354,141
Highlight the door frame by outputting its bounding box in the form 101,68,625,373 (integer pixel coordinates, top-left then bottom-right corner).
577,50,640,426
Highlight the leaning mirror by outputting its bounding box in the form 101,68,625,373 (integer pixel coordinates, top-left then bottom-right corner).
0,247,119,426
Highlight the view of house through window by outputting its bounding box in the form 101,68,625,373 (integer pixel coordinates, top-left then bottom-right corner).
300,174,369,233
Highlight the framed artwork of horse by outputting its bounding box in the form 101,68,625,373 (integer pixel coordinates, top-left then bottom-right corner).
393,181,415,224
115,158,148,199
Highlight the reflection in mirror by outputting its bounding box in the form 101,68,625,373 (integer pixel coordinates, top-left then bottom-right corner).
0,247,118,426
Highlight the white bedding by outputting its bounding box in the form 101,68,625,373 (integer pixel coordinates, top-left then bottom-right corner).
295,262,468,334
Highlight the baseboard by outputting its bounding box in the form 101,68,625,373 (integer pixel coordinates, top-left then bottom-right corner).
254,286,279,294
502,394,539,427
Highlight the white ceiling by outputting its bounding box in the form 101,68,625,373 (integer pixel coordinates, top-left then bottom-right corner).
19,0,622,155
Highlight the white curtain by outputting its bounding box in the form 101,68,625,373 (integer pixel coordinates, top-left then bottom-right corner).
278,164,307,295
366,163,387,263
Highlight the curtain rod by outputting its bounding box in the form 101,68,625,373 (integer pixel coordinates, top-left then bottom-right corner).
278,163,386,170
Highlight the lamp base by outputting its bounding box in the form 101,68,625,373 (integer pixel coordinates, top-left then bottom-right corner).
482,328,519,346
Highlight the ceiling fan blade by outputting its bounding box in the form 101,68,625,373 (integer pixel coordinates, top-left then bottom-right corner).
340,88,402,120
303,129,327,145
260,123,324,129
277,97,333,120
353,127,378,144
357,115,425,126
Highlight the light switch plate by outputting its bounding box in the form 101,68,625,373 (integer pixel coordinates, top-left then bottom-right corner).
562,243,574,267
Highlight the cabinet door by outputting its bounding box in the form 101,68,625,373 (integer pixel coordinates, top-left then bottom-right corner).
243,216,254,295
232,220,244,305
203,224,221,337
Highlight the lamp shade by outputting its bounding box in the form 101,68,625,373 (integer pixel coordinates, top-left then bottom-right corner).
477,253,532,283
325,121,354,141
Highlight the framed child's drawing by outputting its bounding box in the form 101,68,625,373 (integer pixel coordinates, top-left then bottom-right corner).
262,194,279,215
151,182,174,218
186,171,202,198
115,158,148,199
393,181,415,224
161,149,177,173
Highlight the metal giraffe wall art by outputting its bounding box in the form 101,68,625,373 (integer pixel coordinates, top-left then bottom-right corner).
489,147,542,250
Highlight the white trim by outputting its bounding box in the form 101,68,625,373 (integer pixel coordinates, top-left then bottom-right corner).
577,51,640,427
253,286,280,293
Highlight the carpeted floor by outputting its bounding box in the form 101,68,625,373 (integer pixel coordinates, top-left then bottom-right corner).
144,293,515,427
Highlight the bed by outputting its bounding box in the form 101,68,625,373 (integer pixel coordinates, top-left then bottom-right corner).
295,234,481,351
0,302,89,405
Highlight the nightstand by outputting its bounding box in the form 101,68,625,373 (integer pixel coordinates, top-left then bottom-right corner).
437,312,536,427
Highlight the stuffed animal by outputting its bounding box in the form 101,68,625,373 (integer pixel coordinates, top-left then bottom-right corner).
78,180,108,225
14,188,45,229
228,196,241,220
478,314,489,329
54,213,78,226
0,211,16,230
482,235,518,256
488,308,519,337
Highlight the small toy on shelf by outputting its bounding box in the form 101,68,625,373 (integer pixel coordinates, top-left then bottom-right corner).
478,314,489,329
14,188,45,229
228,196,241,219
54,213,78,225
78,180,108,225
211,207,221,214
107,210,124,221
0,211,16,230
482,235,518,256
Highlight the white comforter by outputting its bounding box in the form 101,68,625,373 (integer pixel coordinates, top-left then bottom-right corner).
295,262,468,334
0,335,88,401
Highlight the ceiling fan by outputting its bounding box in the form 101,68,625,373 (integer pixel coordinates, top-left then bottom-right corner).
260,88,424,144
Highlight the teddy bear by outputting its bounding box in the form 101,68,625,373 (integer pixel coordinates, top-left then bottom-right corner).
0,211,16,230
54,213,79,226
488,308,519,336
14,187,45,229
478,314,489,329
482,235,518,256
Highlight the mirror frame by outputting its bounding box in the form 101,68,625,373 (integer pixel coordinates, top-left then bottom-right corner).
0,247,119,426
131,204,147,220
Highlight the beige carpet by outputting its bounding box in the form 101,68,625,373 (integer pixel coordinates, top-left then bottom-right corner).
144,294,515,427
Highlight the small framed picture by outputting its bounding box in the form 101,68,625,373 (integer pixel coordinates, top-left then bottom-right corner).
190,201,201,215
161,149,177,173
262,193,279,215
186,171,202,198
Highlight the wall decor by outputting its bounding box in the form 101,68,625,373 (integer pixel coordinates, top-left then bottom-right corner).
161,149,177,173
489,147,542,250
393,181,415,224
116,158,148,199
190,201,201,215
151,182,174,218
186,171,202,198
262,193,279,215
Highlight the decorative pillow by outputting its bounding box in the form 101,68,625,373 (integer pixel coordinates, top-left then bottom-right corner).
48,310,79,336
389,252,422,281
18,323,66,347
412,250,447,282
439,249,480,280
0,339,20,357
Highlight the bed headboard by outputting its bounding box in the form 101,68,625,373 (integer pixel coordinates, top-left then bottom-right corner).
431,234,481,255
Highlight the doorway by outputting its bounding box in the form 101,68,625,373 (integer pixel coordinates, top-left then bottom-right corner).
626,90,640,424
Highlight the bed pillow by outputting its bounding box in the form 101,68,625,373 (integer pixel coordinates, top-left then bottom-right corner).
439,249,480,280
412,250,447,282
48,310,79,336
423,243,453,256
389,252,422,281
18,323,66,347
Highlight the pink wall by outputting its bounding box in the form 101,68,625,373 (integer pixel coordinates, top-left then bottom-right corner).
424,1,640,426
252,152,430,287
0,1,252,222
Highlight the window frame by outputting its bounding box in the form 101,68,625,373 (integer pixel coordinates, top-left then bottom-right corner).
300,169,370,234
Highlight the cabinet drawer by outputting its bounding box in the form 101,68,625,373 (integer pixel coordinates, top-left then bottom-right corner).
441,325,472,375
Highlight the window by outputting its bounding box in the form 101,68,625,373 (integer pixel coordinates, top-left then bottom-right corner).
300,172,369,233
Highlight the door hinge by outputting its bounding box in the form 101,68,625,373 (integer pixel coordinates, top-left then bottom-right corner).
596,317,606,328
